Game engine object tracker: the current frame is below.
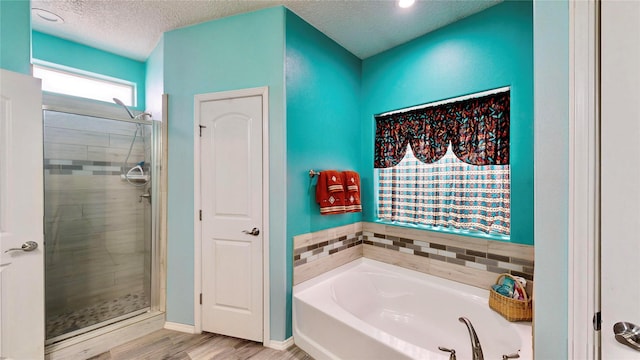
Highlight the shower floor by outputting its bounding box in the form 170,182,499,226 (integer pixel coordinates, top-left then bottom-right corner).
46,291,150,340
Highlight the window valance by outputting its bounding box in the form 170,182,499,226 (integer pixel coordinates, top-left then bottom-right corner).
374,90,510,168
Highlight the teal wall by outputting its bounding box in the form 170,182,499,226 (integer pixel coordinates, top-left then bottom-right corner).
163,7,288,340
533,0,569,357
285,10,362,337
0,0,31,74
32,31,146,110
360,1,534,245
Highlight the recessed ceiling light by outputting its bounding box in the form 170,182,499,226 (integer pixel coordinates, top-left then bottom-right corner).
32,8,64,24
398,0,416,9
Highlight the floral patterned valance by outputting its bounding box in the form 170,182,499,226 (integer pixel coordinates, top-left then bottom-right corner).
374,90,510,168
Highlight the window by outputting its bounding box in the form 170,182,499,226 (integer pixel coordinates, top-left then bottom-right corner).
378,146,510,236
374,89,511,237
33,64,135,106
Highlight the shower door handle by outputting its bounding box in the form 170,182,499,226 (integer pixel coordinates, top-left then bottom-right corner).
4,241,38,253
139,192,151,203
242,228,260,236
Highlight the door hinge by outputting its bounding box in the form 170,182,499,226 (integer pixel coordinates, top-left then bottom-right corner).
593,311,602,331
199,210,202,221
199,125,206,137
199,293,202,305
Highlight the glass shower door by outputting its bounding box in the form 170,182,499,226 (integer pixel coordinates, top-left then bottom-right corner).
43,109,153,342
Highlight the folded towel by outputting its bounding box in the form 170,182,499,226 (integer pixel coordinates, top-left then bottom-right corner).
343,170,362,213
316,170,346,215
326,171,344,193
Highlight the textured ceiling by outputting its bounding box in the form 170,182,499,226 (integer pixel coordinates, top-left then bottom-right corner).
30,0,502,62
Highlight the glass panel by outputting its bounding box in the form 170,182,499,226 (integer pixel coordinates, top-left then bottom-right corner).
43,110,151,341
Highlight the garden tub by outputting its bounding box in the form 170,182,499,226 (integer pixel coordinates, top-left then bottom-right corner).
293,258,532,359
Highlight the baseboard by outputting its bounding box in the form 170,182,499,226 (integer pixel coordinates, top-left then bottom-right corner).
265,336,294,351
164,321,197,334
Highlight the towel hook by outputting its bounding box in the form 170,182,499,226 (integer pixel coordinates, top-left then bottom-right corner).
309,169,321,178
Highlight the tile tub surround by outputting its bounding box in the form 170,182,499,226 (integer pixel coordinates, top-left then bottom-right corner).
293,223,363,285
293,222,534,291
362,222,534,291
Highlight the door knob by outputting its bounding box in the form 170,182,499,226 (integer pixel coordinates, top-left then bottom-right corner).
4,241,38,253
614,322,640,351
242,228,260,236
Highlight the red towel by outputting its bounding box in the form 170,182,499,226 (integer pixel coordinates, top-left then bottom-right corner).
343,170,362,213
326,171,344,193
316,170,346,215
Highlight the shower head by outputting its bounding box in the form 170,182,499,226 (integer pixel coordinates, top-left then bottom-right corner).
113,98,135,119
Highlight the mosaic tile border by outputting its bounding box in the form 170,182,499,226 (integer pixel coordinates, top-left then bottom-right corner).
363,231,534,280
44,159,142,176
293,222,534,288
293,232,363,267
293,223,364,285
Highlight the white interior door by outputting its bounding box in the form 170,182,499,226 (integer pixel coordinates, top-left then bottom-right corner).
198,94,263,342
0,69,44,359
600,1,640,357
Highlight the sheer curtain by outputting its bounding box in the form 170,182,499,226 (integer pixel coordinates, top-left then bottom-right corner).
378,146,510,235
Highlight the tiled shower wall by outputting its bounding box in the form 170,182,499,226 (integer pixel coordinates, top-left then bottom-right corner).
43,110,151,324
293,222,534,291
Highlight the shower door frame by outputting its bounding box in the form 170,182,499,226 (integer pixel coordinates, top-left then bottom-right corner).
41,94,166,352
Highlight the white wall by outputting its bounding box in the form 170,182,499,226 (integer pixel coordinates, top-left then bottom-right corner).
533,0,570,358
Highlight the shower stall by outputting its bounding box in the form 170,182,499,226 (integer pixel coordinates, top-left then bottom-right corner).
42,101,162,344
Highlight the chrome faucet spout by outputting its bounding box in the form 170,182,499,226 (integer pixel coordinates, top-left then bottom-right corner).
459,317,483,360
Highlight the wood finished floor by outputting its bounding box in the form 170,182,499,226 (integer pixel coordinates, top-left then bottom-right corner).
87,329,313,360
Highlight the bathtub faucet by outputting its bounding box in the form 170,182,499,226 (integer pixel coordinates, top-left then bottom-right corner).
438,346,456,360
459,317,483,360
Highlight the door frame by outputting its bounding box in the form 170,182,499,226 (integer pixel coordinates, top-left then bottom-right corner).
0,69,44,360
567,0,599,358
193,86,270,344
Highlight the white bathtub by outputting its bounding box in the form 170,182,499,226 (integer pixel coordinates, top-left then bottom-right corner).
293,258,532,360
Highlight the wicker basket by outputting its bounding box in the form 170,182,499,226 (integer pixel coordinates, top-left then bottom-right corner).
489,273,532,322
